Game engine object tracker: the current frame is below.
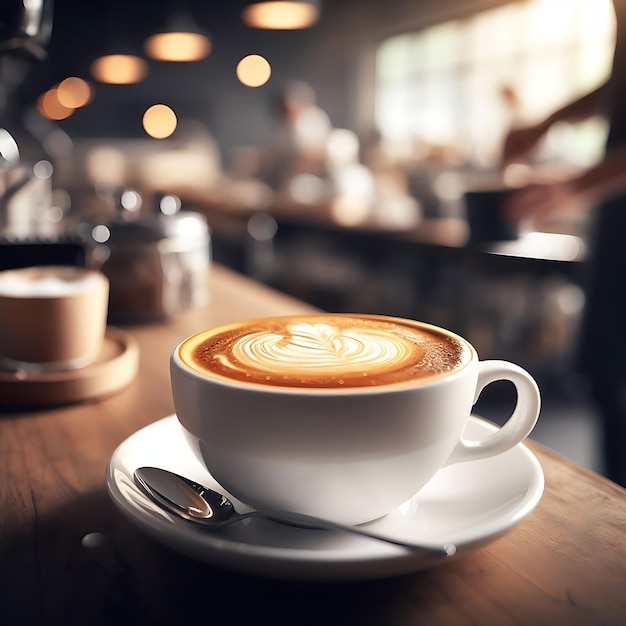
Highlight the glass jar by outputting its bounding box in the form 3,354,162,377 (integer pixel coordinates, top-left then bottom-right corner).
100,211,210,323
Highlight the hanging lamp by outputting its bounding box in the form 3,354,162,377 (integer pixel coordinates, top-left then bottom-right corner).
144,12,211,62
89,5,148,85
90,52,148,85
242,1,320,30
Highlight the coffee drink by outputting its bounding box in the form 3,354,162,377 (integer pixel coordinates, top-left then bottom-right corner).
172,313,540,525
0,266,109,371
179,314,472,389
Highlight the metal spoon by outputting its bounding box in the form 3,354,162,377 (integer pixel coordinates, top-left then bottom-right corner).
133,466,456,557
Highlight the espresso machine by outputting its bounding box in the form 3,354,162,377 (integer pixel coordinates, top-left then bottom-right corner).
0,0,86,269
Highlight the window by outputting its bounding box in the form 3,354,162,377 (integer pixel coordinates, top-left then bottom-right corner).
375,0,616,168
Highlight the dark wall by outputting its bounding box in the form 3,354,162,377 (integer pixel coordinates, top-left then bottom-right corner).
12,0,515,162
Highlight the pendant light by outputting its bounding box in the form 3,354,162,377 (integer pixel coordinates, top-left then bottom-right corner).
90,52,148,85
242,1,320,30
144,12,211,62
89,4,148,85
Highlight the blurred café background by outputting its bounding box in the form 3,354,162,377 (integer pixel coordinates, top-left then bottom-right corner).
1,0,614,471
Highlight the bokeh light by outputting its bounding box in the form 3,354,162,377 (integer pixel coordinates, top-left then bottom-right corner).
242,2,319,30
236,54,272,87
91,224,111,244
90,54,148,85
33,160,54,179
56,77,92,108
120,190,142,212
159,194,182,215
38,88,74,120
145,32,211,62
142,104,178,139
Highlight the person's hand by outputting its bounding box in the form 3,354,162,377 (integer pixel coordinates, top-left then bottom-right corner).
504,179,590,228
501,121,550,166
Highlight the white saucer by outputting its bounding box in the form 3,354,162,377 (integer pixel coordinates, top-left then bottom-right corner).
106,414,544,581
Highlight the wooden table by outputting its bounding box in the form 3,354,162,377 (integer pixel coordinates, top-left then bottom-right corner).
1,265,624,625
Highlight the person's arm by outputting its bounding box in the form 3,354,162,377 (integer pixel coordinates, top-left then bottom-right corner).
502,83,610,166
505,144,626,225
542,82,610,127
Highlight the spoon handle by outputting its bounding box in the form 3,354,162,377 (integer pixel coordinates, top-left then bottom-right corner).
219,509,456,557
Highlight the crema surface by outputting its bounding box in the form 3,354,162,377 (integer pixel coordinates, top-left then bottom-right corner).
180,315,472,389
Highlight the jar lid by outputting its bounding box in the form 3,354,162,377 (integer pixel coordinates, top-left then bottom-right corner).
106,217,164,243
106,211,208,243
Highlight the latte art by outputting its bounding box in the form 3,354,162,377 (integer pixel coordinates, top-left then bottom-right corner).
226,322,422,380
180,315,472,389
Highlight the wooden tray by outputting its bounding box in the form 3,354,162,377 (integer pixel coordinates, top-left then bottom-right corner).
0,327,139,408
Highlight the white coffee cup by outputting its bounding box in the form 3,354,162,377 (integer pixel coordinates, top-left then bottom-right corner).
0,266,109,372
171,314,540,525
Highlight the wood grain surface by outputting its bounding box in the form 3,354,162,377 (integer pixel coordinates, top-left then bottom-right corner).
0,265,624,626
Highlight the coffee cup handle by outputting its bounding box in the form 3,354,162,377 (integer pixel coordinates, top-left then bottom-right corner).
445,360,541,465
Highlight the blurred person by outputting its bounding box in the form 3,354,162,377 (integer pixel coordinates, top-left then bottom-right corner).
262,80,332,192
501,0,626,486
